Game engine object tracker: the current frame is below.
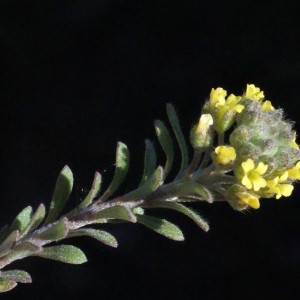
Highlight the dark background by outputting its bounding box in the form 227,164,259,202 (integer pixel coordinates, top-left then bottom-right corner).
1,1,300,299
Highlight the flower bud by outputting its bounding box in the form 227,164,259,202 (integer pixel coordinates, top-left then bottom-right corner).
190,114,213,149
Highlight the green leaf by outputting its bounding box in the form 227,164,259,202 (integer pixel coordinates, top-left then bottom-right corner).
0,226,9,245
94,206,137,223
0,279,17,293
79,172,102,209
151,202,209,232
136,214,184,241
67,229,118,248
33,217,68,244
98,142,130,202
123,166,164,201
9,206,33,236
154,120,174,179
174,181,214,203
0,270,32,283
45,165,73,225
166,103,189,178
139,140,157,186
0,230,18,258
19,204,46,239
0,242,42,268
36,245,87,264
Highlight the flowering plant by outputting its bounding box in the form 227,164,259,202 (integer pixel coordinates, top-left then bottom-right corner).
0,84,299,292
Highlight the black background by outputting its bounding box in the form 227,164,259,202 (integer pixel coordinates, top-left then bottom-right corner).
1,1,300,299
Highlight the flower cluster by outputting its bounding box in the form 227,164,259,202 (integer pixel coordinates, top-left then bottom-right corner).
193,84,300,210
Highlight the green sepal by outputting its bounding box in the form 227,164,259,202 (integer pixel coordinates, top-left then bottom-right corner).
99,142,129,202
9,206,33,236
93,206,136,223
151,202,209,232
19,204,46,239
79,172,102,209
154,120,174,179
45,165,73,225
34,217,69,243
0,279,17,293
166,103,189,178
123,166,164,201
136,214,184,241
67,229,118,248
0,270,32,283
139,140,157,186
0,230,18,258
35,245,87,264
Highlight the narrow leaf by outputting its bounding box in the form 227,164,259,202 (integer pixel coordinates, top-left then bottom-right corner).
35,245,87,264
0,279,17,293
79,172,102,209
152,202,209,232
154,120,174,179
94,206,136,223
123,166,164,201
140,139,157,186
99,142,129,202
9,206,33,236
0,270,32,283
33,217,68,243
166,103,189,178
136,214,184,241
0,230,18,258
45,165,73,225
19,204,46,239
67,229,118,248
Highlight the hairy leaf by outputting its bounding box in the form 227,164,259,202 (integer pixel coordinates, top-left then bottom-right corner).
45,165,73,225
79,172,102,209
152,202,209,232
0,226,9,245
94,206,137,223
123,166,164,201
0,279,17,293
67,229,118,248
99,142,129,202
166,103,189,178
32,217,69,244
140,139,157,186
36,245,87,264
0,270,32,283
136,214,184,241
0,242,41,269
9,206,33,236
0,230,18,258
154,120,174,179
19,204,46,239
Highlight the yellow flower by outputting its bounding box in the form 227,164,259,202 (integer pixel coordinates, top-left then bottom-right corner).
261,100,274,111
235,191,260,209
245,84,264,101
241,159,268,191
214,145,236,166
215,94,244,114
209,87,227,109
287,161,300,180
195,114,213,135
265,172,294,199
290,131,299,149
